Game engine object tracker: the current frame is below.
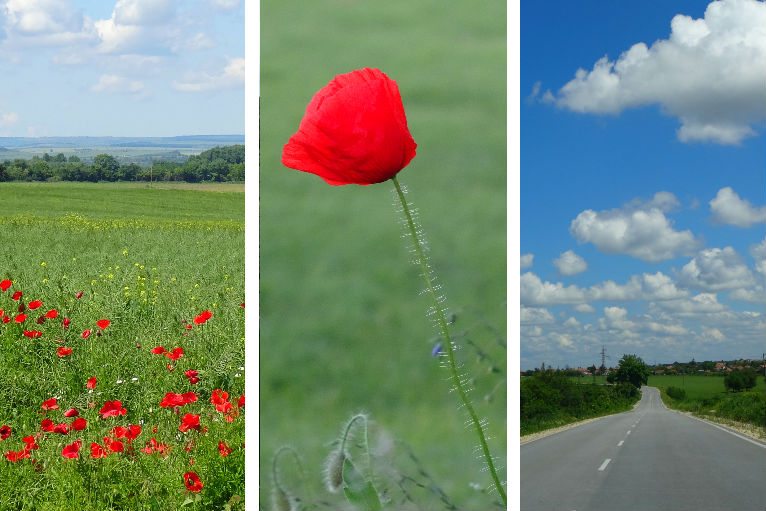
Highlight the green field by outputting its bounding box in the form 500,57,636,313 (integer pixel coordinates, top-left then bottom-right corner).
261,0,506,508
0,183,244,510
650,375,766,429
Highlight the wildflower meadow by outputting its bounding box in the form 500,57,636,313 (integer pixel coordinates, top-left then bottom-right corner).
0,182,244,510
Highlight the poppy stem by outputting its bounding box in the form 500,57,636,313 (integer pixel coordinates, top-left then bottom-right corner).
391,176,506,505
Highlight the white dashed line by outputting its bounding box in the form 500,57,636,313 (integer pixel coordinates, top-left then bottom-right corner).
598,459,611,471
618,440,624,446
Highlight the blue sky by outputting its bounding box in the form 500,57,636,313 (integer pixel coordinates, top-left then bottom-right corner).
521,0,766,369
0,0,243,137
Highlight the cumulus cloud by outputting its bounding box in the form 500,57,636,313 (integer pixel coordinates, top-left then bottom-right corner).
112,0,176,26
710,187,766,227
554,250,587,276
0,111,18,127
654,293,727,314
520,306,555,324
173,57,244,92
552,0,766,144
570,192,699,261
574,303,595,313
1,0,96,46
520,272,586,306
590,272,688,301
679,246,755,291
210,0,240,10
752,237,766,276
520,253,534,270
90,74,145,95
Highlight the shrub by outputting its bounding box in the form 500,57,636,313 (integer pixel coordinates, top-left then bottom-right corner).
724,369,757,392
666,386,686,400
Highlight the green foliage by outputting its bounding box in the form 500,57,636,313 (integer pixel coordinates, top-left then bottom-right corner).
521,371,641,435
612,354,650,389
666,386,686,400
724,369,758,392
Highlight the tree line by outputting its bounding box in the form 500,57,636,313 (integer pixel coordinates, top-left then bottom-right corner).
0,145,244,183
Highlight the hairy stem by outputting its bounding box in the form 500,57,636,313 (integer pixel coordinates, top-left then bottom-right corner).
391,176,506,505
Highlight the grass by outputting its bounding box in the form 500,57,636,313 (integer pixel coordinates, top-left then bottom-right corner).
0,182,244,510
650,375,766,429
261,0,506,507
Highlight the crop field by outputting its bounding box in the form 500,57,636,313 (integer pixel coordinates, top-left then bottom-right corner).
0,182,244,510
261,0,506,508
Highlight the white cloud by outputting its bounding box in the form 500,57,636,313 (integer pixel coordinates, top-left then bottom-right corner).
113,0,176,26
173,57,244,92
655,293,727,314
590,272,688,302
729,286,766,303
210,0,240,10
520,306,555,325
679,246,754,291
1,0,96,46
90,74,145,95
520,272,586,306
701,327,725,342
0,111,18,127
710,187,766,227
520,253,534,270
563,317,581,328
570,192,698,262
554,250,587,276
552,0,766,144
752,237,766,276
574,303,595,313
551,332,574,348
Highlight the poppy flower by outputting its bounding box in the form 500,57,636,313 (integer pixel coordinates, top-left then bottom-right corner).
41,398,58,411
45,309,58,319
210,389,232,414
165,347,184,361
53,423,69,435
237,394,245,408
11,291,22,301
40,419,55,432
61,440,81,459
28,300,42,310
113,424,141,441
23,330,42,339
14,314,26,323
99,400,127,419
141,437,170,457
151,346,166,355
75,291,83,299
159,393,185,408
90,442,107,459
4,449,29,462
81,329,91,339
63,408,79,418
183,471,203,493
1,316,8,324
217,440,232,457
22,436,38,450
282,68,417,186
86,377,97,390
35,316,45,324
57,347,73,358
178,413,200,433
62,317,71,328
0,280,11,292
96,319,110,330
184,369,200,385
0,425,10,440
103,436,124,453
193,310,212,325
71,417,87,431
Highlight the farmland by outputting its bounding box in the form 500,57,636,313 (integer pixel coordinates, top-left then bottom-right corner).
0,182,244,510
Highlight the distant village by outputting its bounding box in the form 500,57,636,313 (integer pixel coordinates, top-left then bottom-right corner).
523,358,766,377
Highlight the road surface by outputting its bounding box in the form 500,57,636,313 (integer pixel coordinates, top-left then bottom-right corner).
521,386,766,511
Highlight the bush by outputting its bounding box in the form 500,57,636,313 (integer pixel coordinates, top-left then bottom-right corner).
724,369,757,392
666,386,686,400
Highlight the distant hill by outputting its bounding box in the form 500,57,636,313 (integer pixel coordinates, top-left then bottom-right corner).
0,135,244,150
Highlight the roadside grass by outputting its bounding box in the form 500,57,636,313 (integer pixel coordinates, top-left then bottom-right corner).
261,0,506,507
650,375,766,430
0,183,244,510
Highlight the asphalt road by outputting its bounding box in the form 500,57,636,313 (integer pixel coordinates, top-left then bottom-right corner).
521,386,766,511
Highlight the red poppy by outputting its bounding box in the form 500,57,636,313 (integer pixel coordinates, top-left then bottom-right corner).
90,442,107,459
113,424,141,441
45,309,58,319
103,436,124,453
62,317,71,328
40,419,55,432
0,280,11,292
99,400,127,419
4,449,29,462
282,68,417,185
63,408,79,418
57,347,73,358
184,369,200,384
183,471,203,492
178,413,200,433
0,309,3,317
14,313,26,323
193,310,212,325
1,316,8,324
159,393,185,408
239,302,245,308
81,329,91,339
86,377,97,390
53,423,69,435
0,425,10,440
23,330,42,339
61,440,81,459
211,389,232,414
71,417,87,431
22,436,38,450
150,345,166,355
35,316,45,324
141,437,170,457
237,394,245,408
165,347,184,361
28,300,42,310
11,290,22,301
17,303,25,312
96,319,110,330
75,291,83,299
41,397,58,411
217,440,232,457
